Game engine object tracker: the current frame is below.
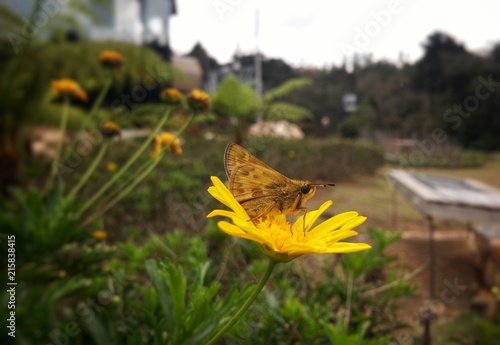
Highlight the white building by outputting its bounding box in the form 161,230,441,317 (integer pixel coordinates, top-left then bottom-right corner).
1,0,177,45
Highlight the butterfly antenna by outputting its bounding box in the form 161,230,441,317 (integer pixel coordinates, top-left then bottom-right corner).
312,183,335,187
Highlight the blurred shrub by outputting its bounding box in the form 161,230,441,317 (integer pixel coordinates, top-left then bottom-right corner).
0,224,418,345
96,137,383,233
0,185,86,259
338,116,361,139
246,137,384,181
225,227,416,344
0,40,175,131
435,312,500,345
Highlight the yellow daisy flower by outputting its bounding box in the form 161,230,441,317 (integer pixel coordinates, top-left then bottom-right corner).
207,176,371,262
92,230,108,240
51,78,88,102
99,50,124,69
106,161,118,172
100,121,121,138
187,89,210,113
152,132,183,158
160,88,183,106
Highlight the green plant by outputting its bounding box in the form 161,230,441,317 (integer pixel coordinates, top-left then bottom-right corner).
0,185,85,259
324,320,391,345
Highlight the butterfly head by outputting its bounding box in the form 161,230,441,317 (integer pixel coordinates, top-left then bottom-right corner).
300,182,335,202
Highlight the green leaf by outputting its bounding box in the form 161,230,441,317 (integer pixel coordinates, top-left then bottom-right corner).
264,101,313,122
211,75,257,118
144,260,176,334
263,77,312,102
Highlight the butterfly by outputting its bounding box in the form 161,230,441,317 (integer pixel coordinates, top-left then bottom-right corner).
224,143,334,222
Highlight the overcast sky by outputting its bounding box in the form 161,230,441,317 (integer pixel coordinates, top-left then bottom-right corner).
170,0,499,68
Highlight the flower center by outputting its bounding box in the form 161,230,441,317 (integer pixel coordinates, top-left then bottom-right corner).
256,214,307,250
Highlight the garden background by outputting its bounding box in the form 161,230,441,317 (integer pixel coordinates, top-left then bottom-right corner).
1,1,500,344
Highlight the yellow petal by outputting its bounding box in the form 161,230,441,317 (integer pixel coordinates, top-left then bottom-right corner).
292,200,332,232
209,176,249,218
323,242,372,253
310,212,361,238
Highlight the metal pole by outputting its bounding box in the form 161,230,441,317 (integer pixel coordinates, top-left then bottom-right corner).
420,215,436,345
391,187,398,230
427,215,435,299
254,9,263,122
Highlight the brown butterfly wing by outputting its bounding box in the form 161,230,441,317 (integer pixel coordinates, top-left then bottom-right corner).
224,143,272,179
228,163,301,218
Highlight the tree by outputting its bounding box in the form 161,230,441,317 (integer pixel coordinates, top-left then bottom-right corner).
211,75,257,144
261,77,313,122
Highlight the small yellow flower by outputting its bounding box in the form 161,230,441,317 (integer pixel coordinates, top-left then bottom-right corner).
187,89,210,113
51,78,88,102
57,270,67,278
160,88,183,106
152,132,183,158
101,121,121,138
92,230,108,240
106,162,117,172
207,176,371,262
99,50,124,68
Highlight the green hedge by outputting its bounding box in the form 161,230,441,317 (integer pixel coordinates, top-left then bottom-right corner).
244,137,384,182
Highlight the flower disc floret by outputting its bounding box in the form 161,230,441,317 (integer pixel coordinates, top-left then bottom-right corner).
99,50,124,68
187,89,210,113
153,132,182,158
160,88,183,106
100,121,121,138
92,230,108,240
51,79,88,102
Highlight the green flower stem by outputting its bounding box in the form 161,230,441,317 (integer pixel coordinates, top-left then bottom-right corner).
89,156,153,216
76,107,172,217
82,113,195,224
67,141,110,199
83,158,159,226
79,71,114,132
206,259,278,345
46,96,70,189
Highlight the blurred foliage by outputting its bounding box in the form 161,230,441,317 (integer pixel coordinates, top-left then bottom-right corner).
211,76,314,142
273,32,500,150
225,228,416,344
48,137,384,234
0,36,175,191
261,78,314,123
211,74,257,143
0,186,418,345
245,137,384,182
1,40,174,119
0,185,86,259
264,101,313,122
211,75,257,119
434,312,500,345
263,77,312,103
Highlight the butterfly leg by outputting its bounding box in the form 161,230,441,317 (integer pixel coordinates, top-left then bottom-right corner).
299,208,308,236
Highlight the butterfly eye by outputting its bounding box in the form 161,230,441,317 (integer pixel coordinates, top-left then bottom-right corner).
301,184,311,194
